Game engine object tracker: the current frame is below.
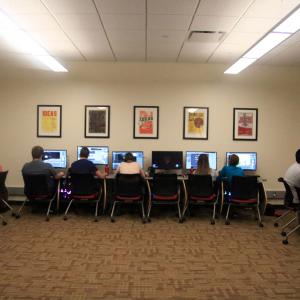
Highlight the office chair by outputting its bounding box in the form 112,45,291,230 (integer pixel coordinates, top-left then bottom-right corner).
148,173,182,222
185,174,221,225
63,173,102,222
110,173,147,223
225,176,263,227
20,174,59,221
274,178,298,233
0,171,17,225
275,177,300,244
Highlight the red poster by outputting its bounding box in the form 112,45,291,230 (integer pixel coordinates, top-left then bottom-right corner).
238,112,253,136
139,110,153,134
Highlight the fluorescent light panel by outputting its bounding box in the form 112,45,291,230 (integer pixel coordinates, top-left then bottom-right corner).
224,5,300,75
0,10,67,72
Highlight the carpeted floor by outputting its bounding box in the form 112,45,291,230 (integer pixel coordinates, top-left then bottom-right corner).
0,205,300,300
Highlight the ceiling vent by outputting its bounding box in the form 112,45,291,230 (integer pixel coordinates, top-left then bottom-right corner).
188,31,225,43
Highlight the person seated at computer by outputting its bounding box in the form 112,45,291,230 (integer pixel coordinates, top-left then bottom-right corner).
22,146,64,193
194,153,217,181
70,146,105,179
116,152,145,177
219,154,244,185
284,149,300,203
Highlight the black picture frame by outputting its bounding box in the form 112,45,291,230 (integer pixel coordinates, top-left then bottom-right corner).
37,105,62,138
85,105,110,138
233,108,258,141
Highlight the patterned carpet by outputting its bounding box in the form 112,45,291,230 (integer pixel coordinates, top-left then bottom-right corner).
0,205,300,300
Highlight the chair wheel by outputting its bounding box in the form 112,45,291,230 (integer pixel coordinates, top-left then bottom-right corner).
147,217,151,223
211,219,215,225
274,222,279,227
94,218,99,222
142,218,147,224
259,222,264,228
11,212,16,217
45,217,50,222
15,214,20,219
63,216,68,221
111,218,115,223
178,218,184,223
281,231,286,236
225,220,230,225
2,221,7,226
282,239,288,245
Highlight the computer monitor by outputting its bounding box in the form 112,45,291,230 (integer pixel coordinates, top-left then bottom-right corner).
226,152,257,171
152,151,183,170
111,151,144,170
43,150,67,168
77,146,109,165
185,151,217,170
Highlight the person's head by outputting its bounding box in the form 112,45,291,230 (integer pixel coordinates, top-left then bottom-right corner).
197,154,210,174
229,154,239,166
124,152,135,162
31,146,44,159
296,149,300,164
80,147,89,159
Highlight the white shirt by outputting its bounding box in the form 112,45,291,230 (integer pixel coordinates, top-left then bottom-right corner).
284,162,300,202
116,161,144,176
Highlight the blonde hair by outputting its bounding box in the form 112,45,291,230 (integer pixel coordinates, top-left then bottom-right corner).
196,154,211,175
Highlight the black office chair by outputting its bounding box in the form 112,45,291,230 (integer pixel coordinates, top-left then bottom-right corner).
275,177,300,244
0,171,17,225
63,173,102,222
225,176,263,227
20,174,58,221
185,174,220,225
148,173,182,222
274,178,298,231
110,173,146,223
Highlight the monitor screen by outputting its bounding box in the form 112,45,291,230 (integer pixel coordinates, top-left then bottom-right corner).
152,151,183,169
185,151,217,170
43,150,67,168
226,152,257,171
77,146,109,165
111,151,144,170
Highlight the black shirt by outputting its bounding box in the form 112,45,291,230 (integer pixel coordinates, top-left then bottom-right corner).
70,159,97,174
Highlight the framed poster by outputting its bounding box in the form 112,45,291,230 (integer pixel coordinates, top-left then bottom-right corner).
133,106,159,139
37,105,62,137
183,107,208,140
85,105,110,138
233,108,258,141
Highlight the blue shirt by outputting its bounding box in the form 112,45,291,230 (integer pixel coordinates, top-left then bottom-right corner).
220,165,244,184
70,159,97,174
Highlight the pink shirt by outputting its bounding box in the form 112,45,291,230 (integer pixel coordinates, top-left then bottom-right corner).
116,161,145,177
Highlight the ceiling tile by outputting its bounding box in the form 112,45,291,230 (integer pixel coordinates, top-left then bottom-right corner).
106,29,145,44
55,13,102,30
179,42,218,62
209,43,246,63
191,15,238,32
232,17,277,33
147,30,186,43
95,0,145,14
148,14,192,30
101,14,145,30
43,0,96,14
196,0,253,17
0,0,48,14
148,0,198,15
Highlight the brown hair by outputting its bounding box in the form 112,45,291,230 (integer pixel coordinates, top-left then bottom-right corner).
229,154,239,166
80,147,89,158
31,146,44,159
197,154,211,175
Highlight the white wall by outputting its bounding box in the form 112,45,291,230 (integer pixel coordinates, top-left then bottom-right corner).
0,62,300,190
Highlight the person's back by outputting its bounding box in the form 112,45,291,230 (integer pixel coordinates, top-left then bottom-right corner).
220,154,244,185
195,153,216,181
116,152,145,177
22,146,64,192
284,149,300,203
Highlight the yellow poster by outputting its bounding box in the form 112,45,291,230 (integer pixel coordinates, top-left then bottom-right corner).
188,112,204,134
42,110,58,133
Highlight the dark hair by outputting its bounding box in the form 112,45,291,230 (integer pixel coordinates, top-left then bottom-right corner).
124,152,135,162
296,149,300,163
80,147,89,158
32,146,44,159
229,154,239,166
197,154,211,175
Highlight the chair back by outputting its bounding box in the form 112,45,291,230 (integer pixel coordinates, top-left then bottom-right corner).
23,174,52,198
278,177,296,206
69,173,99,195
231,176,258,200
115,173,144,197
0,171,8,194
188,174,214,197
152,173,178,196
